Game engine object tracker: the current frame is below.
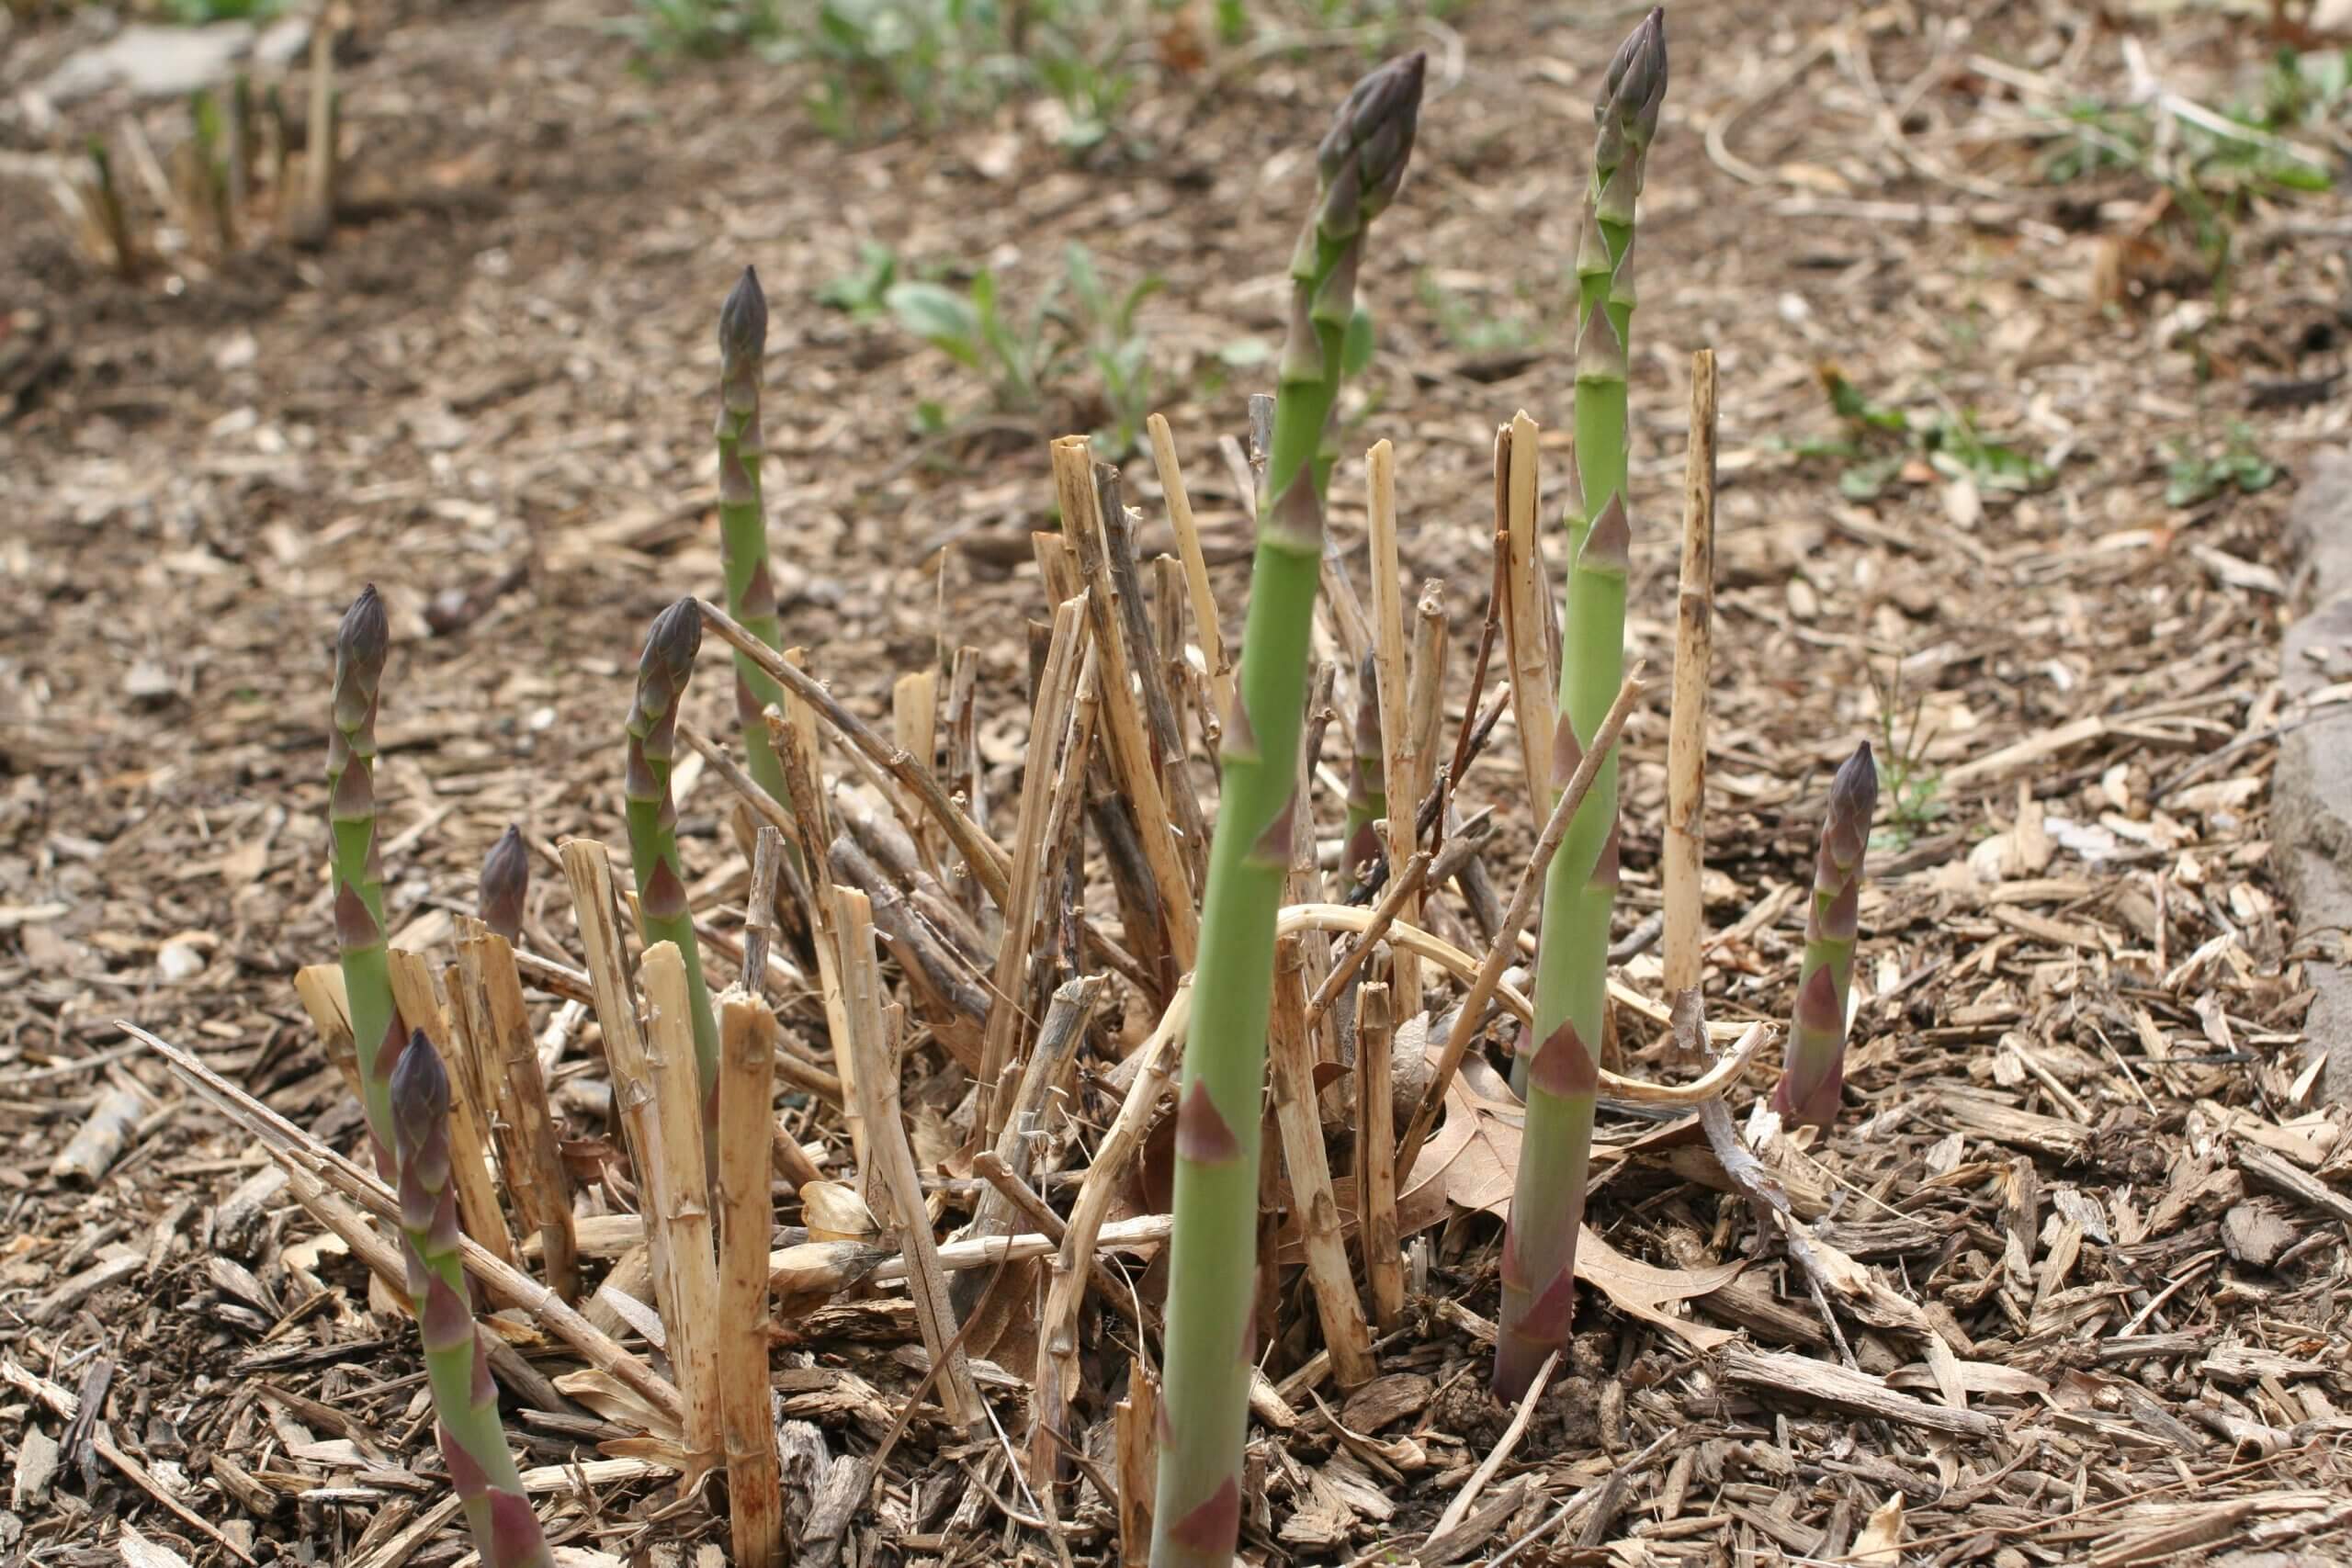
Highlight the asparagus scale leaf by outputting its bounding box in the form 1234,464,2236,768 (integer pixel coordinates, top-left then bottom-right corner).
390,1033,558,1568
329,584,405,1165
1497,6,1667,1404
1771,742,1878,1129
1150,51,1424,1568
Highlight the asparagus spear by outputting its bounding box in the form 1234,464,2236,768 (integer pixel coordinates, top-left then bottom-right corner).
1151,52,1424,1568
329,584,404,1164
625,598,721,1136
1340,651,1385,896
480,825,528,945
1495,7,1666,1403
1770,742,1877,1130
390,1032,557,1568
716,266,793,811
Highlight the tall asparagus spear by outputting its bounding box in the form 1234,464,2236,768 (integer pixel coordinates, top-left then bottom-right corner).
1150,52,1424,1568
1340,652,1385,896
329,584,404,1163
625,598,721,1137
390,1032,558,1568
1771,742,1877,1130
1495,7,1666,1404
716,266,793,811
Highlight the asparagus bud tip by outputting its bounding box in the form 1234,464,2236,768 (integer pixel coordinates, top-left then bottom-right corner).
338,584,389,672
719,265,768,364
643,597,704,681
480,826,528,942
389,1029,447,1156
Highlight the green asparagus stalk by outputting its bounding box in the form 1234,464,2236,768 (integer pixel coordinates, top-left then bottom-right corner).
1151,52,1424,1568
329,584,403,1165
1495,7,1666,1403
480,825,528,945
1340,652,1385,896
390,1032,557,1568
1770,742,1877,1130
716,265,793,811
625,598,721,1137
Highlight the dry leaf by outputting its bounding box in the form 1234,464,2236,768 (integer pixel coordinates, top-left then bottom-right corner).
1853,1494,1905,1564
1397,1065,1740,1350
118,1525,195,1568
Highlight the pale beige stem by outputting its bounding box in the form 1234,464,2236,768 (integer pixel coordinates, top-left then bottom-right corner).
1269,938,1376,1389
717,988,783,1568
1500,412,1558,812
386,951,517,1267
1664,348,1719,1004
1365,438,1421,1017
1354,982,1404,1331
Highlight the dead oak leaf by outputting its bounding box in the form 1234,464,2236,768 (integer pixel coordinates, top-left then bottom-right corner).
1398,1066,1740,1351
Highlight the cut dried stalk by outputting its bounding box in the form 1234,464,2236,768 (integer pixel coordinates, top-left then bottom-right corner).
559,838,683,1391
892,669,944,882
1663,348,1718,1004
1099,462,1208,890
1268,937,1376,1389
977,593,1090,1140
834,887,981,1431
1500,412,1557,812
1365,438,1420,1015
1150,554,1193,758
741,825,785,994
1115,1358,1159,1563
1354,982,1404,1330
969,1148,1136,1327
765,682,864,1174
1149,413,1234,728
640,942,724,1475
1034,979,1190,1485
1395,670,1646,1179
1303,850,1430,1032
1052,437,1199,970
386,951,517,1267
956,975,1102,1325
702,602,1013,908
717,987,783,1568
455,918,579,1302
130,1024,684,1427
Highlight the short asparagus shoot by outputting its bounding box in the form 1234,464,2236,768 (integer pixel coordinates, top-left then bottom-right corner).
1496,7,1667,1404
1150,51,1425,1568
390,1032,556,1568
716,266,794,812
624,598,723,1138
328,584,404,1164
1770,742,1879,1130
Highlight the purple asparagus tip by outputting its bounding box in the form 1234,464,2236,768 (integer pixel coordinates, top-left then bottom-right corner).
1321,51,1426,225
480,825,528,942
339,584,389,673
1602,8,1668,138
1825,740,1878,867
719,265,767,367
389,1028,448,1163
644,597,702,682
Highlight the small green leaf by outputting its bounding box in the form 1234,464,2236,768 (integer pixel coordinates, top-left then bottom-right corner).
886,281,983,368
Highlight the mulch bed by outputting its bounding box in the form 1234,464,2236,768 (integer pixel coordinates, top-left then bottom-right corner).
4,0,2351,1562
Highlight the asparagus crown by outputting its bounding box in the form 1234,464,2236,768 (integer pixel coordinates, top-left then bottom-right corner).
479,826,528,942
